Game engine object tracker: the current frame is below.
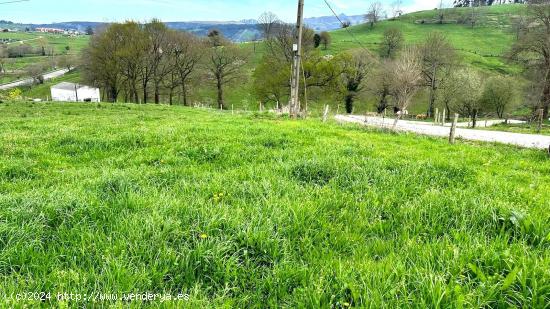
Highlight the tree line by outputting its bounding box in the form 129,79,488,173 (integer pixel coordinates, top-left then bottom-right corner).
82,20,247,108
252,1,549,124
81,1,549,123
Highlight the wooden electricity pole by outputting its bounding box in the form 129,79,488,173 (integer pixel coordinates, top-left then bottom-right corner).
289,0,305,118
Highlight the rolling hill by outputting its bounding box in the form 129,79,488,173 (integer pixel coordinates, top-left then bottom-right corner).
7,4,531,115
328,4,526,75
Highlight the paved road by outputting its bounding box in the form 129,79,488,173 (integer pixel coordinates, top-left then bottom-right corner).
0,68,70,91
336,115,550,150
409,118,526,128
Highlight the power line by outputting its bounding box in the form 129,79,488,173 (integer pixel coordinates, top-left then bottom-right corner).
321,0,372,55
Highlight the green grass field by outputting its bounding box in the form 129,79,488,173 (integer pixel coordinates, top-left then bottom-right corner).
0,102,548,307
0,32,89,54
0,33,89,84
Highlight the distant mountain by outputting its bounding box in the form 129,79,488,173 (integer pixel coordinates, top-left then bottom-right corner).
305,14,364,31
0,13,364,42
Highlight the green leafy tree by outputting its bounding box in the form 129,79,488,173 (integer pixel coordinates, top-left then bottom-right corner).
252,56,290,108
481,76,517,119
336,50,374,113
380,27,403,59
449,68,485,127
313,34,321,49
319,31,332,50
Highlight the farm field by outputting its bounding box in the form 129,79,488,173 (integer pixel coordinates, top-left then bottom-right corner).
0,32,89,84
0,102,548,307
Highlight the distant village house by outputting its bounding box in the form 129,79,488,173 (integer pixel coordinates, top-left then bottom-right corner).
36,27,65,34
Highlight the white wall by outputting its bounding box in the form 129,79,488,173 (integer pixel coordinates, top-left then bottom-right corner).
51,87,101,102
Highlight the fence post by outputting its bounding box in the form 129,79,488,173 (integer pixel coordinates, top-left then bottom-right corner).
323,105,330,123
538,109,544,134
449,113,459,144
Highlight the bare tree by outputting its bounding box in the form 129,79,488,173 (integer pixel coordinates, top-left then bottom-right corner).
144,20,172,104
171,31,203,106
0,46,8,76
57,54,79,72
365,1,384,28
206,43,248,109
26,63,48,86
437,0,446,24
82,26,124,102
258,11,281,40
369,60,394,114
115,22,148,103
391,47,423,128
419,32,457,117
264,22,315,63
390,0,403,20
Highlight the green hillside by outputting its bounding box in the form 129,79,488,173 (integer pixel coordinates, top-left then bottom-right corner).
0,102,548,307
0,32,89,84
329,4,525,75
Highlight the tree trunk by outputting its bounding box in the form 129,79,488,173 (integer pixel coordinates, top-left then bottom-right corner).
143,87,148,104
543,69,550,119
133,89,139,104
182,82,188,106
445,102,451,121
427,66,437,117
109,86,118,103
169,88,174,105
472,109,478,128
217,76,224,110
154,83,160,104
345,94,354,114
392,113,402,130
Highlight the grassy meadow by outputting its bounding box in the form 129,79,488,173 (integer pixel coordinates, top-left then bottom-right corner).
0,102,548,307
328,5,523,75
0,32,89,84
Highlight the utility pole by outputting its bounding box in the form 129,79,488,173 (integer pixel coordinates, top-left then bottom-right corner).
289,0,304,118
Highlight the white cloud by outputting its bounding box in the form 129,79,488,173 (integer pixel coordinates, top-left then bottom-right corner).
403,0,452,13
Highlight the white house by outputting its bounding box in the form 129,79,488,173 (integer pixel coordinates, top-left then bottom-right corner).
51,82,101,102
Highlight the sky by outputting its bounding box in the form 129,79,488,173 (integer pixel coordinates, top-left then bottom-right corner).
1,0,446,24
